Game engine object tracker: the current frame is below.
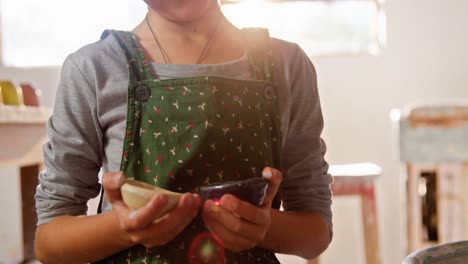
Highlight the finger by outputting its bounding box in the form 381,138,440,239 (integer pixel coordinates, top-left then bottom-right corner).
110,200,132,216
102,171,126,203
134,193,201,246
191,193,202,206
220,195,270,225
203,200,264,243
159,193,201,225
125,193,169,230
261,167,283,207
202,206,256,252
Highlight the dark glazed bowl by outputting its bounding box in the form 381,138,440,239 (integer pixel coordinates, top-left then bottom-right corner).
199,177,269,207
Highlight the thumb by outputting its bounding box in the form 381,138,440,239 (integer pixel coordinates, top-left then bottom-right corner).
261,167,283,208
102,171,126,203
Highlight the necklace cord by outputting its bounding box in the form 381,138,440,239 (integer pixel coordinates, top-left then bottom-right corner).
145,13,222,64
145,15,169,63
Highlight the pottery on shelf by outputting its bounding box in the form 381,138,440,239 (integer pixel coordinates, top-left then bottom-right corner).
0,80,22,106
20,83,40,107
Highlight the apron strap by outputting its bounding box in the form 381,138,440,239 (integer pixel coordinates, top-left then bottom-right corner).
241,28,273,82
241,28,281,211
101,30,156,82
96,30,157,216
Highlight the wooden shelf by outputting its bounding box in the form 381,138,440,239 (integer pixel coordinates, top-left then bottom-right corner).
0,106,50,167
0,106,50,262
0,105,50,124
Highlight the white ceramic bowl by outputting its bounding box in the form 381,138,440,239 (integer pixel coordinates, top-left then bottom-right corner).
121,179,182,215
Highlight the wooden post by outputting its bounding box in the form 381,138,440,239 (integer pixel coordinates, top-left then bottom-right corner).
464,163,468,239
20,164,40,260
361,181,380,264
406,164,421,253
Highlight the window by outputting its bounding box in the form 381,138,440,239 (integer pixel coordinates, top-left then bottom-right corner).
0,0,147,67
221,0,386,56
0,0,385,67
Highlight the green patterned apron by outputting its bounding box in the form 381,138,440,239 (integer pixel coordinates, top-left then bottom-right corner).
98,28,282,264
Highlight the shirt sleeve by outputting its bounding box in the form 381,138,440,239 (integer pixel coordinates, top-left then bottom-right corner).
280,45,333,234
35,54,103,225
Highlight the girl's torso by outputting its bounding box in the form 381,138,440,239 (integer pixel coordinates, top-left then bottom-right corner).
97,29,281,264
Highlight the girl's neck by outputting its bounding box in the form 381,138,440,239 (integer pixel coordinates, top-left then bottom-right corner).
137,4,224,43
132,4,245,64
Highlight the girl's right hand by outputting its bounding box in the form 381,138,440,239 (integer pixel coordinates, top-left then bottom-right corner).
102,172,201,248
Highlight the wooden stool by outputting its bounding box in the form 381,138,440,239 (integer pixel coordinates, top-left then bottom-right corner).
392,103,468,254
309,163,382,264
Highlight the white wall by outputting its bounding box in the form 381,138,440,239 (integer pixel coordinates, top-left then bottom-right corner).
315,0,468,263
1,0,468,263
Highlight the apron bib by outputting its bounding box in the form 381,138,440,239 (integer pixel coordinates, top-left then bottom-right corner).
98,28,282,264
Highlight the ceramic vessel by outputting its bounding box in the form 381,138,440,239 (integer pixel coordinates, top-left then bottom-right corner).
121,179,182,215
403,240,468,264
199,177,269,207
20,83,40,106
0,81,21,106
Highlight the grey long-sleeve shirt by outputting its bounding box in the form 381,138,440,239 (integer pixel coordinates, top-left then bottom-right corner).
35,32,333,234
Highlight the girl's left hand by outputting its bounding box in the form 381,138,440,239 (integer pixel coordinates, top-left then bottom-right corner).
201,167,283,252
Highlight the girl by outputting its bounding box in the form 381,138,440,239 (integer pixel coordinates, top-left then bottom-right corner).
35,0,333,263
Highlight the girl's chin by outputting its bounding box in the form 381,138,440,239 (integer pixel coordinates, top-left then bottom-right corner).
147,0,218,23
